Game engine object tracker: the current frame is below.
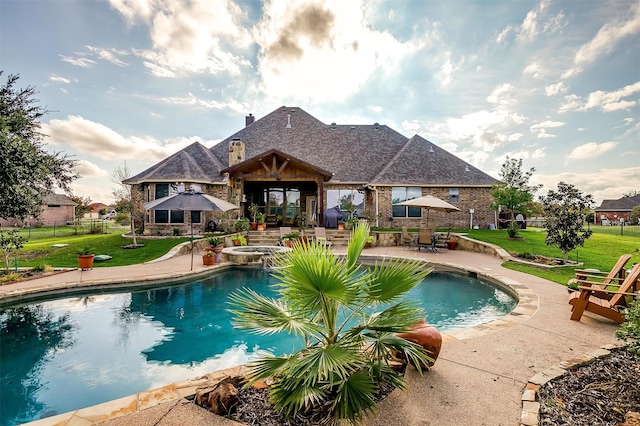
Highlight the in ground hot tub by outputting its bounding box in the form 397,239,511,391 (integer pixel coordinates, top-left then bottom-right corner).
221,245,291,265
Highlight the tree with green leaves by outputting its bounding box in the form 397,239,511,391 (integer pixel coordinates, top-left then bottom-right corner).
540,181,593,263
111,161,139,246
631,206,640,226
68,195,93,219
490,157,542,237
0,72,77,220
228,222,432,425
1,229,25,271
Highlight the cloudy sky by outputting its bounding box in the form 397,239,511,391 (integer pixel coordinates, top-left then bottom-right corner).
2,0,639,205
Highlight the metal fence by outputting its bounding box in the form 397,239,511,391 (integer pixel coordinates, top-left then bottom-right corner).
1,220,128,240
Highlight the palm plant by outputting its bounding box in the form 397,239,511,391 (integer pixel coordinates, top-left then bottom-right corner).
228,222,433,425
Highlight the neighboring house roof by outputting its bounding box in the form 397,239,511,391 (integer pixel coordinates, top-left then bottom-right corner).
124,141,225,184
595,194,640,212
43,193,77,206
128,106,497,187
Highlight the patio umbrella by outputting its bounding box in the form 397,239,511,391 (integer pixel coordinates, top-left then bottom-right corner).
144,190,239,270
395,195,460,228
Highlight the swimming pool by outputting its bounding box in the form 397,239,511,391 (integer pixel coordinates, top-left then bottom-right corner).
0,267,516,426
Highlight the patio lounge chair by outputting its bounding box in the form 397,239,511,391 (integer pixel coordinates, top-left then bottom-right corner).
417,228,436,252
569,263,640,324
312,227,332,247
400,227,417,248
568,254,632,289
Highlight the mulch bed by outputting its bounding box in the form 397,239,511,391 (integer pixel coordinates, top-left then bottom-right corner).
538,347,640,425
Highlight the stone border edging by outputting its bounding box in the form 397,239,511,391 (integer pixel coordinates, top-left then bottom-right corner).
520,343,625,426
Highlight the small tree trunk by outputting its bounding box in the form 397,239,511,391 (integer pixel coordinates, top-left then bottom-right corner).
563,251,568,264
130,215,137,246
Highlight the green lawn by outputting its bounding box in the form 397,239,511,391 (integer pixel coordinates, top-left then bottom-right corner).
464,227,640,286
9,233,191,269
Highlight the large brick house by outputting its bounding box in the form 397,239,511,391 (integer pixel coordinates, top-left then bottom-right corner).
124,106,498,234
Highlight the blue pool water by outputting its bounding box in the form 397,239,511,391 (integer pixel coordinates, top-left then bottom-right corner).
0,268,516,426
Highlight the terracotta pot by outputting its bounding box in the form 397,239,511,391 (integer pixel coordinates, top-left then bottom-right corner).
447,240,457,250
233,240,241,246
257,223,265,231
397,319,442,367
250,222,258,230
78,254,95,270
338,224,345,230
202,255,215,266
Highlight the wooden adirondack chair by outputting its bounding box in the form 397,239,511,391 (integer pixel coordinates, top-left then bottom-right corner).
568,254,632,290
569,263,640,324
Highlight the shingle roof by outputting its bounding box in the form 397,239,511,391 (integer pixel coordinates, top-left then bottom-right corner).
43,193,77,206
124,142,225,184
128,106,497,187
596,194,640,211
370,135,496,186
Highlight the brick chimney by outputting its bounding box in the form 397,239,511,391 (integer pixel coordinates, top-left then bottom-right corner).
245,113,254,127
228,138,245,166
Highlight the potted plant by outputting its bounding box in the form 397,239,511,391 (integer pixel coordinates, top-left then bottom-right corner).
207,237,225,262
202,250,216,266
364,235,375,248
281,232,300,247
235,217,250,233
337,221,345,231
256,212,266,231
231,234,247,246
77,246,94,270
248,204,259,230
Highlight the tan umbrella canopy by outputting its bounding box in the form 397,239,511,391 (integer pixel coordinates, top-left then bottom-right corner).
144,190,239,270
395,195,460,228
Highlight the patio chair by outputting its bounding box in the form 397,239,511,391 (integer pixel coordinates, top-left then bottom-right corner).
568,254,632,290
569,263,640,324
312,227,333,247
417,228,436,252
400,227,417,248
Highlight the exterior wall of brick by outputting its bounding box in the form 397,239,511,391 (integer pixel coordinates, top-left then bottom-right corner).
376,186,495,229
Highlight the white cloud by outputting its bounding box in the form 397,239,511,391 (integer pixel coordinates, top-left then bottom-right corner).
49,74,71,84
544,81,567,96
566,141,618,161
254,0,428,102
426,108,526,152
436,53,462,87
495,25,512,45
367,105,383,113
536,165,640,204
584,81,640,111
516,0,550,43
574,1,640,65
562,81,640,113
59,54,96,68
86,45,129,66
529,120,564,138
523,61,542,79
487,83,515,105
75,160,109,178
41,115,195,161
109,0,253,77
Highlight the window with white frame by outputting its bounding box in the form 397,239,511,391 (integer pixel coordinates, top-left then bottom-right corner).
392,187,422,218
449,188,459,203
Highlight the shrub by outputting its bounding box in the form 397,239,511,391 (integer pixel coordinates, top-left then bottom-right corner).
616,299,640,356
228,222,433,424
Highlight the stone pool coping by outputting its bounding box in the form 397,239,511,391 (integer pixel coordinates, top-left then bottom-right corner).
15,253,538,426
